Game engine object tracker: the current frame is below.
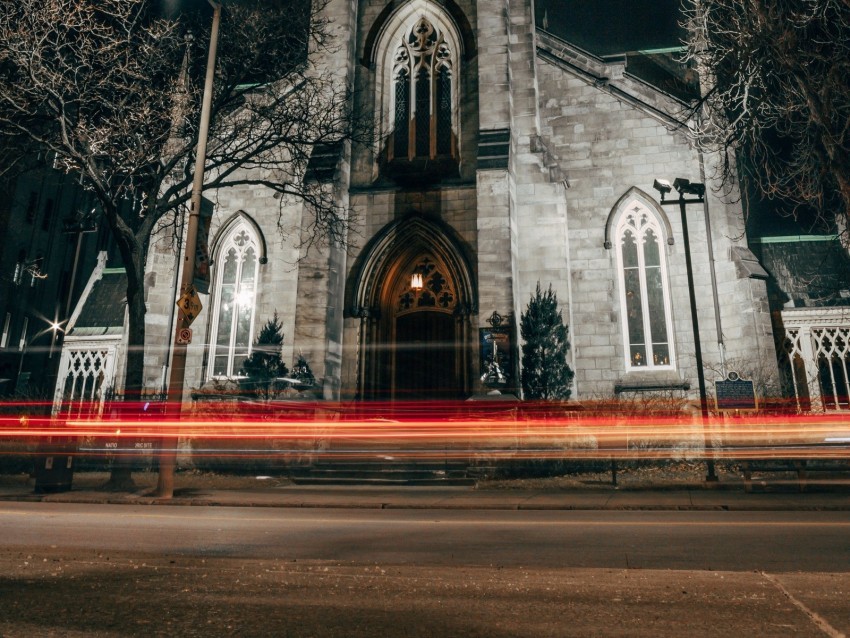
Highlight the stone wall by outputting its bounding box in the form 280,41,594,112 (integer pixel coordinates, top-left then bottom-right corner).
534,37,777,399
138,0,779,404
144,181,305,397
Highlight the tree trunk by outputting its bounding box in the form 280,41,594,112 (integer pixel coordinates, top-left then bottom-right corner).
104,228,148,492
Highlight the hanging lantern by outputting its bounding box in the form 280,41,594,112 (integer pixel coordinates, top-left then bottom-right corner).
410,272,424,290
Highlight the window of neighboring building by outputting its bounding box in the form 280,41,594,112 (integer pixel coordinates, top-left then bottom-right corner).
615,202,675,370
24,192,38,224
382,12,459,172
209,223,259,378
41,198,54,231
18,317,28,351
13,249,26,286
1,313,10,348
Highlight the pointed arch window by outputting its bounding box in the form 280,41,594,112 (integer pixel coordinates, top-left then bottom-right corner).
389,17,456,162
210,223,259,378
615,204,675,370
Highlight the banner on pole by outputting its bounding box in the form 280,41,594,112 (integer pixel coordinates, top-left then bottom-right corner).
193,197,214,294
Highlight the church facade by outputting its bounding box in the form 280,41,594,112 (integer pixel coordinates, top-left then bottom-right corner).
56,0,783,408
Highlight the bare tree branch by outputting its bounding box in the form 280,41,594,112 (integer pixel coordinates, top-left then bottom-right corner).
684,0,850,234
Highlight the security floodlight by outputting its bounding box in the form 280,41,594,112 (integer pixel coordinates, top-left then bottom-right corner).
672,177,690,192
653,179,672,196
673,178,706,198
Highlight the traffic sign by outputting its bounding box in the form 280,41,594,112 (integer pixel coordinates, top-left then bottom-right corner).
176,286,203,325
176,328,193,345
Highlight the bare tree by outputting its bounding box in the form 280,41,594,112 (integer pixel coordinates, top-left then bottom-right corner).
685,0,850,233
0,0,362,488
0,1,358,387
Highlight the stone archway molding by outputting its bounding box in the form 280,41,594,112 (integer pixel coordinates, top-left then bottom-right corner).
361,0,477,69
345,214,477,319
603,187,674,250
211,210,268,265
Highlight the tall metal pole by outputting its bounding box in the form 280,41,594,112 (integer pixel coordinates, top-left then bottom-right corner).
698,155,726,377
156,2,221,498
677,194,718,482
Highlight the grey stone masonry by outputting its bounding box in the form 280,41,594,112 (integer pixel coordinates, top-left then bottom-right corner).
505,0,575,392
129,0,778,406
476,0,512,130
533,31,776,399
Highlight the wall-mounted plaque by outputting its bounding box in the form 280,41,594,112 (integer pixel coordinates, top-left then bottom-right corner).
715,371,757,411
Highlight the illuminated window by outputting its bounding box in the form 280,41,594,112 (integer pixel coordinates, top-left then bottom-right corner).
209,222,259,378
615,203,675,370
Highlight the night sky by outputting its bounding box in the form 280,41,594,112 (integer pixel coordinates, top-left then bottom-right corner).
159,0,688,57
536,0,687,56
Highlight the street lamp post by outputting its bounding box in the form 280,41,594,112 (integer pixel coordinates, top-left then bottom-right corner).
16,320,64,396
653,178,718,482
156,1,222,498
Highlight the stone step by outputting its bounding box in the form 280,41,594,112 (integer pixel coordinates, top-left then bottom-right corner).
290,475,477,487
289,461,479,486
289,467,467,476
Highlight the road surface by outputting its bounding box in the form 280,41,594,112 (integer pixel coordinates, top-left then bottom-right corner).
1,503,848,637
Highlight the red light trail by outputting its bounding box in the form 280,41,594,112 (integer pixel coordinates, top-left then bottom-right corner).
2,400,848,462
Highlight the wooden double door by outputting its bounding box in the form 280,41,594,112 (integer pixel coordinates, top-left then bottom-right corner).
393,311,458,400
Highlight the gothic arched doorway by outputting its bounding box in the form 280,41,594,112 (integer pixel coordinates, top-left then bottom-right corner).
346,216,476,400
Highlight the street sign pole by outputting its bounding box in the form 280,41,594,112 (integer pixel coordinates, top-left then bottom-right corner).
156,2,222,498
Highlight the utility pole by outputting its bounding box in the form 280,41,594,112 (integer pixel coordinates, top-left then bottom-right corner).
156,2,222,498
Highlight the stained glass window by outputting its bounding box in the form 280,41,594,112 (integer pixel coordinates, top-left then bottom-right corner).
436,67,452,155
393,69,410,159
415,69,431,157
616,204,674,370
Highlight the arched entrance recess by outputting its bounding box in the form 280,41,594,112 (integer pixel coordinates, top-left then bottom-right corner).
346,215,476,399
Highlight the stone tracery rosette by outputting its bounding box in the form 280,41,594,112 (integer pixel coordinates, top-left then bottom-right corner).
398,256,456,315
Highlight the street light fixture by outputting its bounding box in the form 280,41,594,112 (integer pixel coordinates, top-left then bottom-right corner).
653,177,718,482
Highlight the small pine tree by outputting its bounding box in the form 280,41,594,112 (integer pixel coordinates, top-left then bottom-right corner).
239,312,288,399
520,283,574,400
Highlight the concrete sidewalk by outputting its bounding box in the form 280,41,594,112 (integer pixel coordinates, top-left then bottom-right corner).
2,482,849,511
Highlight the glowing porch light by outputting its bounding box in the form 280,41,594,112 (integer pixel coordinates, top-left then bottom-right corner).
411,272,424,291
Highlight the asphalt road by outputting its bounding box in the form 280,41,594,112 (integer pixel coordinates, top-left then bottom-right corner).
2,503,849,571
1,503,849,637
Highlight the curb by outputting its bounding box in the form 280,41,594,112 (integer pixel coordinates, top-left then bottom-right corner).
2,490,849,511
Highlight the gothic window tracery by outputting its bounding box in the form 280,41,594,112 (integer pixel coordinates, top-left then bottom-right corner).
615,203,675,370
389,17,456,162
398,256,456,314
